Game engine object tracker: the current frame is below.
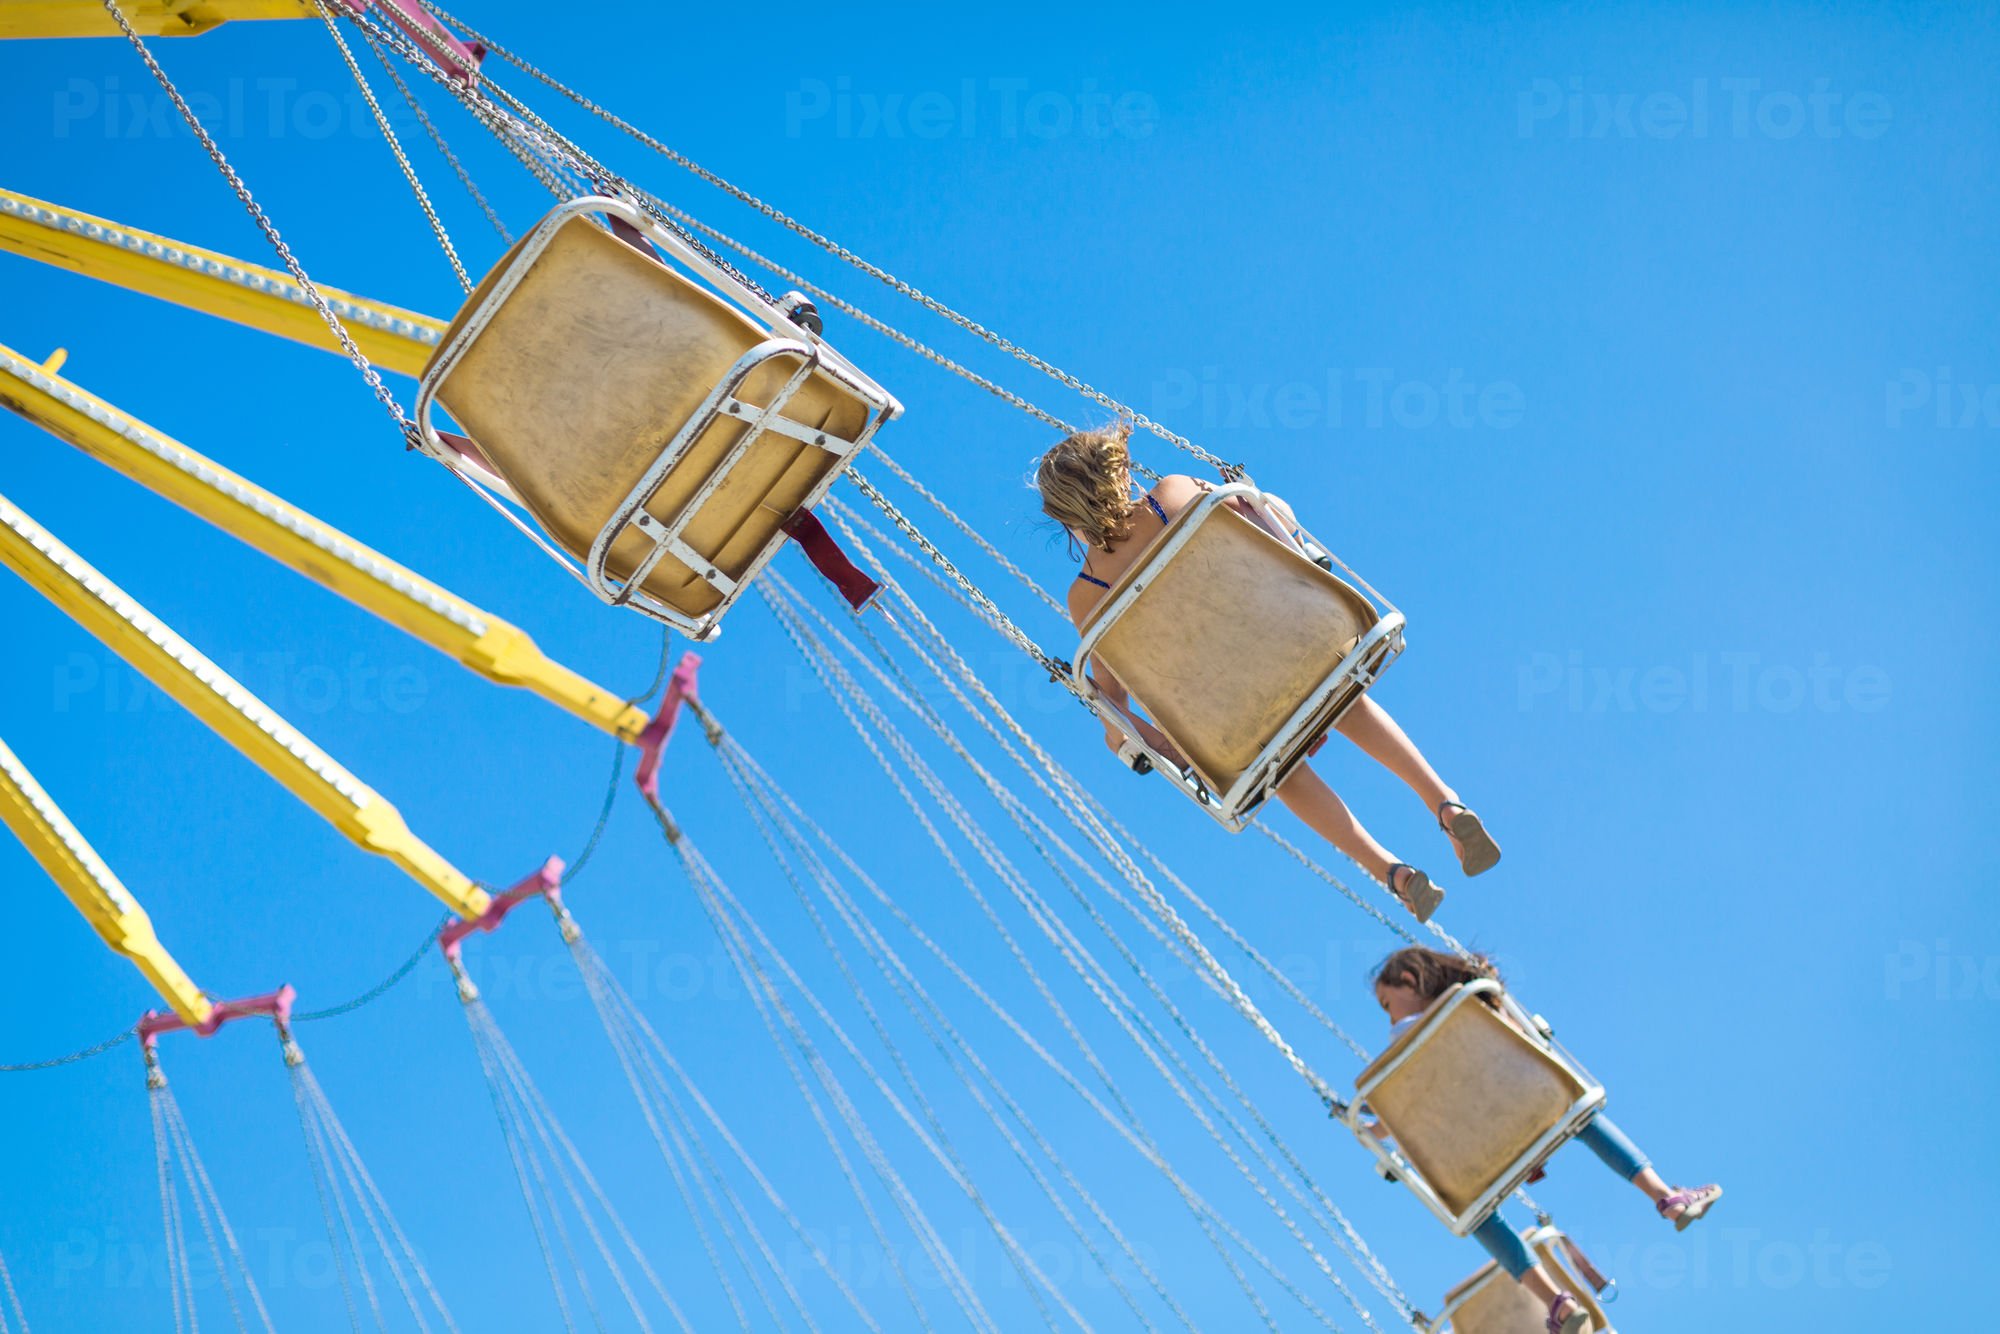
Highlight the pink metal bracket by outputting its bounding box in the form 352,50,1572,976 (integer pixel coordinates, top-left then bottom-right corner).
635,652,703,802
139,984,296,1051
438,856,566,962
330,0,485,81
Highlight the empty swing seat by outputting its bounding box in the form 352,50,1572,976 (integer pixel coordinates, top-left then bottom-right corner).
1346,980,1606,1235
415,195,901,638
1427,1226,1615,1334
1073,481,1404,829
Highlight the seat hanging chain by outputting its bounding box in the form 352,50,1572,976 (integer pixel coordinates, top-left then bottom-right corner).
346,4,779,316
355,17,513,244
311,0,473,293
99,0,419,447
415,0,1244,480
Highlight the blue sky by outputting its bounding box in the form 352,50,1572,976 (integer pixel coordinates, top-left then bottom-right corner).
1,1,1994,1330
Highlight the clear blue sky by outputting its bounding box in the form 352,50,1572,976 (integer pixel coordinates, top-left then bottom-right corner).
1,2,1993,1330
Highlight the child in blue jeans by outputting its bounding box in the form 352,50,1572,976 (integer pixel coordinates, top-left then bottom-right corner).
1369,948,1722,1334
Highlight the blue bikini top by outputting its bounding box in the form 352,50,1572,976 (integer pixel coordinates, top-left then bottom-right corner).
1075,494,1169,590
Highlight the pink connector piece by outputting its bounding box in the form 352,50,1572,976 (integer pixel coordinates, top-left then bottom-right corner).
330,0,485,81
139,984,297,1052
438,857,567,963
634,653,703,802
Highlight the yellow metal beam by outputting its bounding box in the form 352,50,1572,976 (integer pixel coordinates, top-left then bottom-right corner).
0,341,652,742
0,735,213,1028
0,0,312,40
0,189,444,377
0,491,491,921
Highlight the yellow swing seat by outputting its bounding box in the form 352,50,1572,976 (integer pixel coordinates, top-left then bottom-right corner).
415,195,901,639
1073,480,1404,829
1426,1226,1616,1334
1344,980,1606,1235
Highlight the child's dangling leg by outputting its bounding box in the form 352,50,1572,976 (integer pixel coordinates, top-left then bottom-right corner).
1575,1116,1724,1230
1468,1215,1594,1334
1274,764,1443,921
1335,696,1502,875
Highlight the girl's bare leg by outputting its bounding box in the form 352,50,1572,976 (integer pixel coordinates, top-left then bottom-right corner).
1274,764,1401,883
1632,1167,1674,1207
1335,695,1458,814
1515,1264,1565,1310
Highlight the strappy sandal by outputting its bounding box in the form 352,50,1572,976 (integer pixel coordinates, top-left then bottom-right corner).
1389,864,1443,924
1658,1183,1723,1232
1438,802,1502,877
1546,1293,1593,1334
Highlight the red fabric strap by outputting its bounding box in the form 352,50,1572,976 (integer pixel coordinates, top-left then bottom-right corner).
1559,1235,1612,1295
783,508,879,611
603,210,656,258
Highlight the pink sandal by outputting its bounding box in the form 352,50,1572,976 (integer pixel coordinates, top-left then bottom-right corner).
1658,1183,1724,1232
1547,1292,1593,1334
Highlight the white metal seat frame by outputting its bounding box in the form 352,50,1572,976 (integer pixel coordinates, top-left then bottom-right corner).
413,194,902,639
1420,1225,1617,1334
1342,980,1607,1236
1072,480,1406,830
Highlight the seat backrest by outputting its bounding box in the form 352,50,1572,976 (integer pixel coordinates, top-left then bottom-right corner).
426,209,871,619
1440,1236,1611,1334
1357,987,1589,1220
1078,501,1378,794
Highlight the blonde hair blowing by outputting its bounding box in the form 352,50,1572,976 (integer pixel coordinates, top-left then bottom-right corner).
1036,422,1137,550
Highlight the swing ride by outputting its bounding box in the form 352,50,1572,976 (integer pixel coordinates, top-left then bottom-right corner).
0,2,1697,1331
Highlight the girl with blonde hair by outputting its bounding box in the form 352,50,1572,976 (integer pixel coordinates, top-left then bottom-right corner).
1037,423,1498,920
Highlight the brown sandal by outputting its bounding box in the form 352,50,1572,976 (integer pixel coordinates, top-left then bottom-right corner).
1438,802,1502,877
1389,864,1444,923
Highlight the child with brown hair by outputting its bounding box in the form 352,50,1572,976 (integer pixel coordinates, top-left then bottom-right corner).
1369,947,1723,1333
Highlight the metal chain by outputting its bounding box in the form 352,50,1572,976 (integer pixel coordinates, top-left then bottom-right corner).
616,182,1078,437
843,469,1077,686
314,0,472,291
0,1248,29,1334
7,625,666,1057
355,17,513,243
779,577,1388,1327
0,1025,135,1072
558,626,673,887
293,917,452,1023
100,0,418,444
856,449,1070,615
416,0,1236,477
760,580,1353,1331
352,6,777,309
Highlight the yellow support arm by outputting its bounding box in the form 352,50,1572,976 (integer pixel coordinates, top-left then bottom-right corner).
0,188,444,377
0,492,491,921
0,341,652,742
0,735,213,1028
0,0,311,40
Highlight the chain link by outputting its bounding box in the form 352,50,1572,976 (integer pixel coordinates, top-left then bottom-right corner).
0,1024,136,1072
557,627,672,887
314,0,472,291
292,917,452,1024
621,184,1077,437
860,447,1070,616
355,16,513,244
9,636,666,1050
348,5,778,313
101,0,418,445
842,469,1077,687
415,0,1238,477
